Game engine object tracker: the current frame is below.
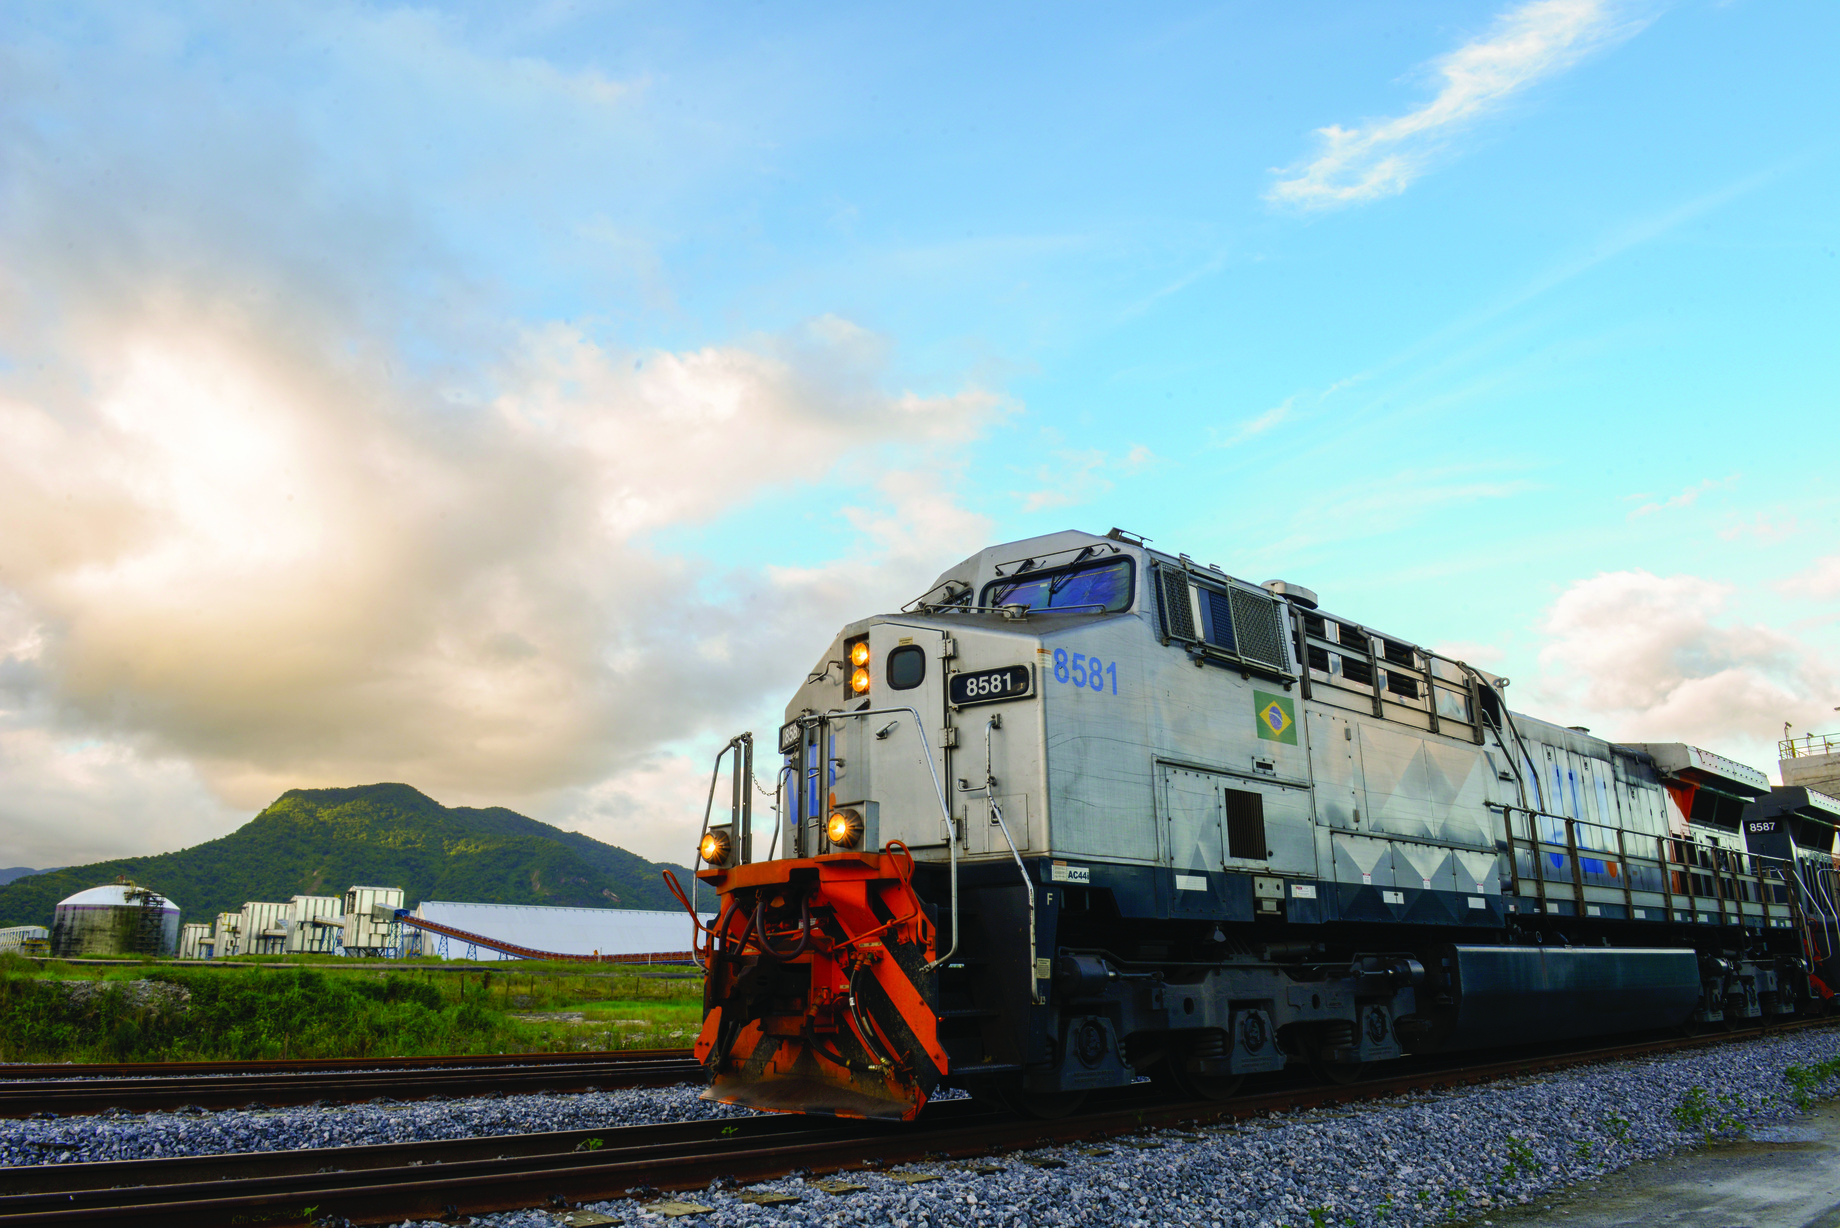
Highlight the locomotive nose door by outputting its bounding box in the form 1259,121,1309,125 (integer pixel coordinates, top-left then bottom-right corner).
859,626,954,851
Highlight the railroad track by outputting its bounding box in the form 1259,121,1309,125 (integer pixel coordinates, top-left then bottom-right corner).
0,1021,1831,1227
0,1049,701,1117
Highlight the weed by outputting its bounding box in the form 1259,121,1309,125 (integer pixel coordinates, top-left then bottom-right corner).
575,1138,604,1152
1784,1056,1840,1111
1574,1139,1592,1160
1500,1135,1538,1181
1672,1086,1748,1139
0,961,702,1063
1602,1111,1631,1143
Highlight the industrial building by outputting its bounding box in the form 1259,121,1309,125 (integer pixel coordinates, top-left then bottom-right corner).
0,925,48,955
285,894,344,953
401,901,708,961
211,910,242,958
178,922,213,959
239,901,291,955
48,881,180,957
1782,729,1840,797
341,886,405,955
23,877,700,963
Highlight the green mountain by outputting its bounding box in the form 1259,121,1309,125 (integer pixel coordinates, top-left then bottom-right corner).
0,784,698,930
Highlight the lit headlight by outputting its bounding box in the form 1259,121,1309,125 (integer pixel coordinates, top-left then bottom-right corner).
827,809,864,849
845,636,870,696
699,829,733,865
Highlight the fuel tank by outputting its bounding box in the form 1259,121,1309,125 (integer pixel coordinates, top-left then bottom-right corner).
1402,945,1700,1051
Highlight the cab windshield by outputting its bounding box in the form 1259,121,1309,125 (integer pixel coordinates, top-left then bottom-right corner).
983,557,1134,614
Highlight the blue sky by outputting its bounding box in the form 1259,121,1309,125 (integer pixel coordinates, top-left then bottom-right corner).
0,0,1834,865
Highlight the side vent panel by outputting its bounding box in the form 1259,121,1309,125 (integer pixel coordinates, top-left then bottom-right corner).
1158,567,1196,642
1229,588,1288,671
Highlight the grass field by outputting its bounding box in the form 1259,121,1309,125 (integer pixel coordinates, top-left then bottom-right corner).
0,952,704,1063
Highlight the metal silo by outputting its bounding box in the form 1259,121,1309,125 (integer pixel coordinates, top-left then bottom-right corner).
48,880,181,957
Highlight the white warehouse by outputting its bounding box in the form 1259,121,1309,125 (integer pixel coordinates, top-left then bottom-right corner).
403,902,708,962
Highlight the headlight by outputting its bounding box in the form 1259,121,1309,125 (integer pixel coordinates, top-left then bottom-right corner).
845,636,870,696
699,829,733,865
827,809,864,849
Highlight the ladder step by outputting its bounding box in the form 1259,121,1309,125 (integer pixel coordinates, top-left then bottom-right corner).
950,1062,1023,1075
937,1007,1000,1020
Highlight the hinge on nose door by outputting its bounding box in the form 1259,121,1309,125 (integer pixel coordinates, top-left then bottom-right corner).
939,727,959,749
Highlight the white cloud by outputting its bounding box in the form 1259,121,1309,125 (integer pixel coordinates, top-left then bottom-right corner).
1718,511,1804,543
1014,442,1157,513
1779,555,1840,601
1264,465,1538,554
1268,0,1648,209
0,302,1003,865
1532,570,1837,770
1211,397,1295,447
0,8,1016,868
1624,474,1738,520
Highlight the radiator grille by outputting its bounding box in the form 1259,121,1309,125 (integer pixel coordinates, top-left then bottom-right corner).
1158,568,1196,641
1228,588,1287,670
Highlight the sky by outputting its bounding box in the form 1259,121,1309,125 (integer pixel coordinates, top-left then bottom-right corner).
0,0,1835,869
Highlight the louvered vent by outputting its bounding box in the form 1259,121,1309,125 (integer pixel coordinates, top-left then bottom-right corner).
1158,568,1196,641
1228,588,1287,670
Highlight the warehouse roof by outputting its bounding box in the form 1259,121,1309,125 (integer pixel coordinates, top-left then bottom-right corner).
409,901,710,959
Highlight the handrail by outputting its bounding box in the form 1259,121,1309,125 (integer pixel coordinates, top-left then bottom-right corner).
1783,732,1840,760
982,713,1042,1005
796,705,961,973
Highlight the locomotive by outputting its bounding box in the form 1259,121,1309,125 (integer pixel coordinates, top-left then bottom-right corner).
677,528,1840,1121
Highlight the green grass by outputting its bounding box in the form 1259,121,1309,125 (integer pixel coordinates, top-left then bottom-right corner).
0,952,704,1062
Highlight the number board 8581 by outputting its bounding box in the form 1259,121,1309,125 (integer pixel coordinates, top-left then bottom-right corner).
949,665,1033,707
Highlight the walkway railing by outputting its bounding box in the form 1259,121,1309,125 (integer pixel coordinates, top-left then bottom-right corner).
1782,731,1840,760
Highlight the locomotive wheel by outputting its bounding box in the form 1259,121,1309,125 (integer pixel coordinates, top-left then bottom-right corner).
1000,1088,1089,1119
1309,1054,1365,1085
1150,1035,1245,1101
1306,1033,1365,1085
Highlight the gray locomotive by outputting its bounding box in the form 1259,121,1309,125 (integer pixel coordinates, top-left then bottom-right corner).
682,528,1839,1120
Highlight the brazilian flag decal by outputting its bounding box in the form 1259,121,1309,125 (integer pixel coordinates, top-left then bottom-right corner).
1254,691,1297,744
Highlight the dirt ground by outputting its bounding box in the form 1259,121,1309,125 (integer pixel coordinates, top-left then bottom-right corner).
1484,1101,1840,1228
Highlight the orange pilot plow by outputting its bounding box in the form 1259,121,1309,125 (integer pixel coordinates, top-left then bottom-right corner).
667,843,946,1121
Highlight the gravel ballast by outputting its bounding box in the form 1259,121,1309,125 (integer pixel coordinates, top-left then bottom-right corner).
4,1028,1839,1227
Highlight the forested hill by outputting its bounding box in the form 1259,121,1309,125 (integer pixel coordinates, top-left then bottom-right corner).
0,784,695,929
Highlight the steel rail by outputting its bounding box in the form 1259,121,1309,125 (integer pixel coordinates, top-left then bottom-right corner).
0,1047,693,1080
1,1020,1831,1227
0,1050,702,1117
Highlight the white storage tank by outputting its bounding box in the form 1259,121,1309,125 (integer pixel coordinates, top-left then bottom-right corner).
285,895,344,954
239,901,291,956
341,886,405,955
49,881,180,957
178,922,213,959
212,910,242,958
